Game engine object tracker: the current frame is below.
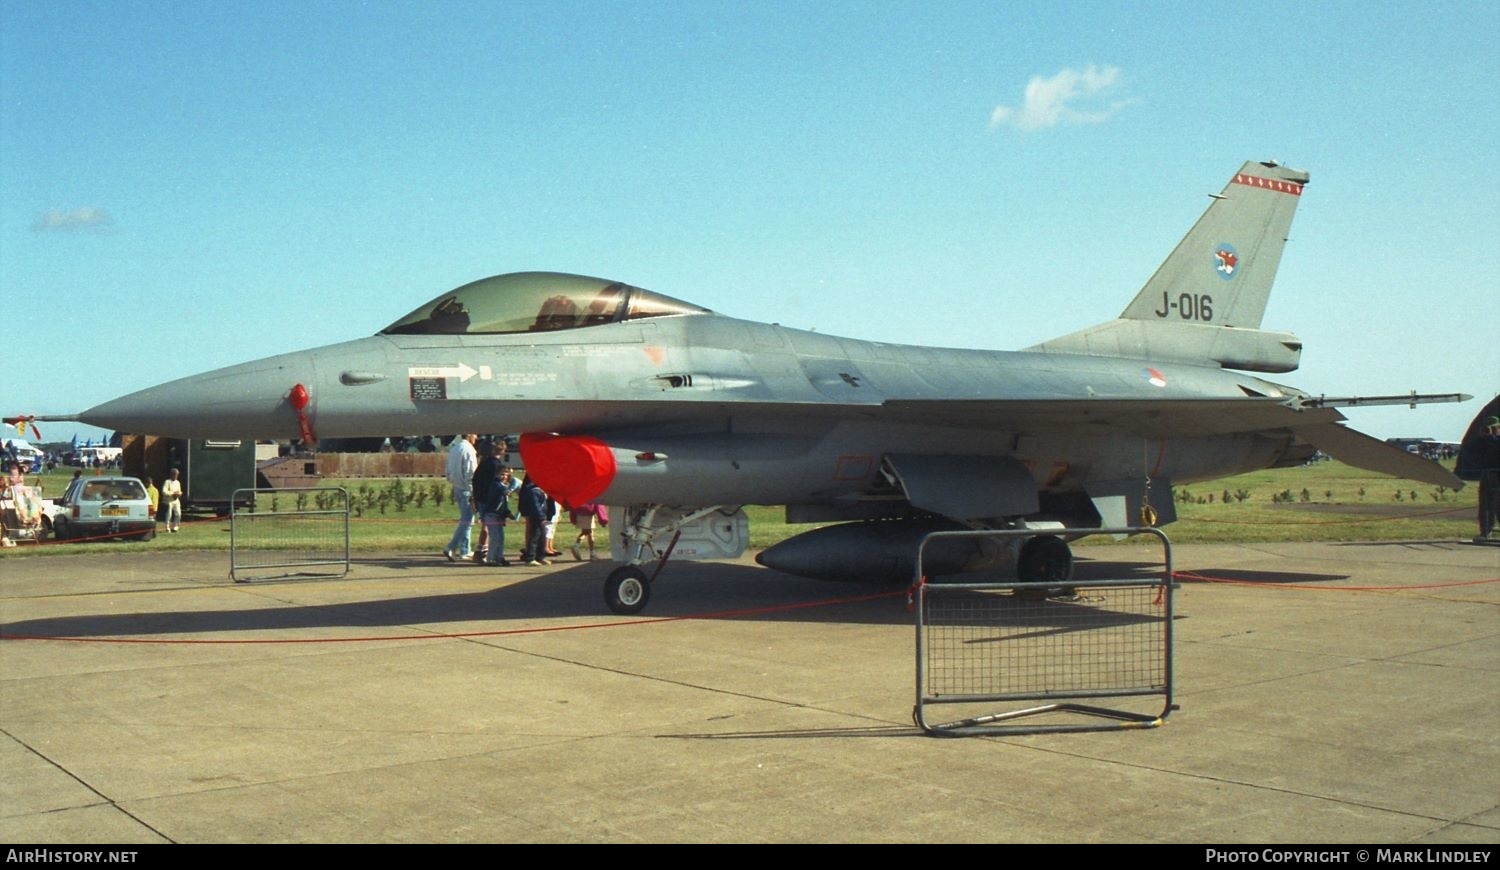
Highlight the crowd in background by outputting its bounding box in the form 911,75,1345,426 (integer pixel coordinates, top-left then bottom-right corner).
441,433,606,567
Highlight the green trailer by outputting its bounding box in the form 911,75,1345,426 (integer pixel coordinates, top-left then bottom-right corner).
123,436,257,515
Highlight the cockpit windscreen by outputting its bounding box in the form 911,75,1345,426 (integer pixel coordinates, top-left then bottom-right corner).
381,272,711,336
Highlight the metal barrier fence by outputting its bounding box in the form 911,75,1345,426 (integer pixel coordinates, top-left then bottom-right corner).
913,527,1175,736
230,487,350,582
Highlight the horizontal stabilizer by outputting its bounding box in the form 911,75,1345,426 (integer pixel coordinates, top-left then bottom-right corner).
1295,423,1462,488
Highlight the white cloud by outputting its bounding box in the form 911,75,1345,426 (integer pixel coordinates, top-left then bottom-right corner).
32,206,115,232
989,65,1132,132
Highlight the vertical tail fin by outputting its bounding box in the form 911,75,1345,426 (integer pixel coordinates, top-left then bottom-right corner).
1119,160,1308,329
1029,160,1310,373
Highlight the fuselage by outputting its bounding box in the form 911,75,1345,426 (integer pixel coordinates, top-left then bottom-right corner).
82,308,1308,510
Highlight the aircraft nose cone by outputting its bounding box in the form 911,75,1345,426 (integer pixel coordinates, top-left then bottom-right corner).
81,353,316,440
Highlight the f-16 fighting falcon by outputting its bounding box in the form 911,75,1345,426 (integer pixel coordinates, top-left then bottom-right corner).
17,161,1465,613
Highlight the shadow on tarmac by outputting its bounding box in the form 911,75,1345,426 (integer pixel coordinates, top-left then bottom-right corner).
1,552,1361,641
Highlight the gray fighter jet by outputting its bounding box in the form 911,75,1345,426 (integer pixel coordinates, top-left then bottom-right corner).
26,161,1465,613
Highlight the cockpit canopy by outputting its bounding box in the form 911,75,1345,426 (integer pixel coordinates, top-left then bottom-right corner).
381,271,711,336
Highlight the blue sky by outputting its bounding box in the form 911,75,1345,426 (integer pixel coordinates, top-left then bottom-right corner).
3,0,1496,447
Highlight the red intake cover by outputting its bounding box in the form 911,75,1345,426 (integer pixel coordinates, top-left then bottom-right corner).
518,433,617,507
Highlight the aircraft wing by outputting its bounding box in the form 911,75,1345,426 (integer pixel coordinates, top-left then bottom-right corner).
890,398,1463,488
549,395,1336,438
557,393,1378,446
879,398,1460,487
569,395,1459,489
875,397,1345,438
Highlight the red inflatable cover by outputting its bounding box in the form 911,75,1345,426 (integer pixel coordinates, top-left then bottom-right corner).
518,432,617,507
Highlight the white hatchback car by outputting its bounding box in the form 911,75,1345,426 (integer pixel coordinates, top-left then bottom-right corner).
53,476,156,542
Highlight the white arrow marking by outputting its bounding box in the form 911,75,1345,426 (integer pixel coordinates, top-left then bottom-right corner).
408,363,478,382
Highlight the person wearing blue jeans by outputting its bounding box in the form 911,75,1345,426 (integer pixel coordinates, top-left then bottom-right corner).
479,467,515,566
443,433,478,561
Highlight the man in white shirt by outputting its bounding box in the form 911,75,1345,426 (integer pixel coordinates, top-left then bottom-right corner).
161,468,184,533
443,434,478,561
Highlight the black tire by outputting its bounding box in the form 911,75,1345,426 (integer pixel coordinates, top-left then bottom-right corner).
1016,535,1074,597
604,566,651,615
52,520,70,541
133,528,156,542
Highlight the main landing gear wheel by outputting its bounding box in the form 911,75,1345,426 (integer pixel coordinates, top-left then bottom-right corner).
1016,534,1075,598
604,566,651,615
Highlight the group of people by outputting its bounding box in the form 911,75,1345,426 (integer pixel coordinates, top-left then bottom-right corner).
3,465,186,545
139,469,184,533
2,460,44,546
442,433,608,567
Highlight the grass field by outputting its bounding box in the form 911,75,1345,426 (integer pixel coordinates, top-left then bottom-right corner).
1,459,1483,559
